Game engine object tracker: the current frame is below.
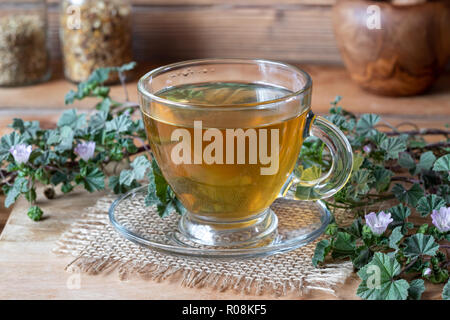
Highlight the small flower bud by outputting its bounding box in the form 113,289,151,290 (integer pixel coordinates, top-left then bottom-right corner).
423,267,432,277
363,145,372,153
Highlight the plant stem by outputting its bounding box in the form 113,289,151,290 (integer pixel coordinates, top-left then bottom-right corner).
391,177,420,184
385,129,450,137
394,122,420,132
131,145,150,156
378,119,400,133
401,257,419,274
118,71,129,102
0,169,12,186
112,102,140,114
324,201,351,210
415,142,450,150
366,193,394,198
325,194,395,210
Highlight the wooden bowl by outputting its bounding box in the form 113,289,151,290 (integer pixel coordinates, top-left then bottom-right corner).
333,0,450,96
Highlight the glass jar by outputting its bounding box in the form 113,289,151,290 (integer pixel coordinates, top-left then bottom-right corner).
0,0,51,87
60,0,133,83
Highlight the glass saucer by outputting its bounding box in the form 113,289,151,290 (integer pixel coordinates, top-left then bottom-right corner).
109,185,331,259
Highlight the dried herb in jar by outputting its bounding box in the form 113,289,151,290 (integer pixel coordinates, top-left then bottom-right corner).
0,14,50,86
60,0,133,84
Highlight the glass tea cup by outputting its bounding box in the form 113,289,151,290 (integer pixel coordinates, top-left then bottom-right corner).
138,59,353,248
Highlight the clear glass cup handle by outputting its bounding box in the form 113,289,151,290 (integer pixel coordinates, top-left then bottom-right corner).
280,111,353,201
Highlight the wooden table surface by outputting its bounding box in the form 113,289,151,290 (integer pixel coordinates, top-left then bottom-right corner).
0,64,448,300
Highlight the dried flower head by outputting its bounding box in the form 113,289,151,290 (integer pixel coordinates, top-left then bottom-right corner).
431,207,450,233
365,211,393,236
0,15,48,86
74,141,96,161
60,0,132,83
9,144,32,164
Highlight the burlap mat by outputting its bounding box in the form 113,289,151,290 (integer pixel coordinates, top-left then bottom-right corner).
53,195,354,297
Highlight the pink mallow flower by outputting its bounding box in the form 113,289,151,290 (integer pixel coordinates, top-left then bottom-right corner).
365,211,393,236
74,141,96,161
9,144,32,164
431,207,450,233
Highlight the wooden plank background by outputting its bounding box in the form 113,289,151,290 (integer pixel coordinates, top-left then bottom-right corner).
1,63,449,138
46,0,341,63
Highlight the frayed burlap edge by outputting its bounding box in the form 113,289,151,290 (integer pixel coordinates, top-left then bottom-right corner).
53,196,355,297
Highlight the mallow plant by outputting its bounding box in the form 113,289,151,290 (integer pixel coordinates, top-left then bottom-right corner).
0,65,448,300
310,97,450,300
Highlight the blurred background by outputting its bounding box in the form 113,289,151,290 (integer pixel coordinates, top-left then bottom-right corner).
0,0,449,144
